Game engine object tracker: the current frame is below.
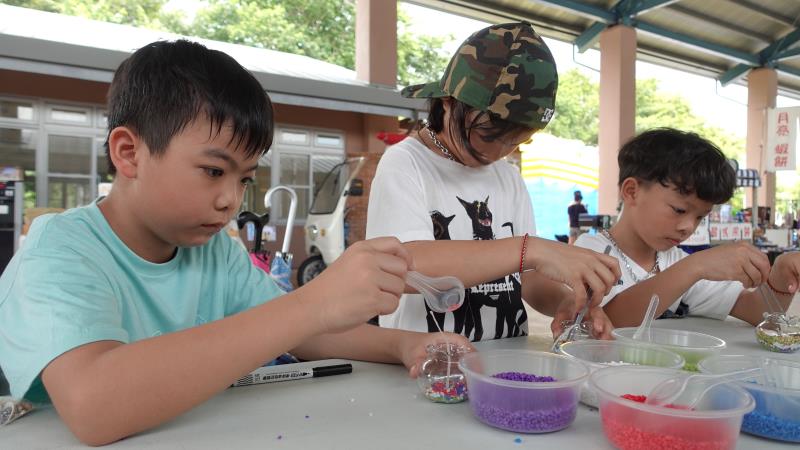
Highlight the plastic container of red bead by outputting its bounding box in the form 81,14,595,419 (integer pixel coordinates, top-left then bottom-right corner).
589,366,754,450
458,350,588,433
699,354,800,443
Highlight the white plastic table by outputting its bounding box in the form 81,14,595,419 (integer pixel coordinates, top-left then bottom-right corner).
3,317,798,449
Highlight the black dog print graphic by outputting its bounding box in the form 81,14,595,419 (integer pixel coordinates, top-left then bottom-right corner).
454,196,527,340
425,211,456,332
458,196,495,240
431,211,455,241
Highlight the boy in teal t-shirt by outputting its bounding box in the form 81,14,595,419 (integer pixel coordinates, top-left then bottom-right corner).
0,40,472,445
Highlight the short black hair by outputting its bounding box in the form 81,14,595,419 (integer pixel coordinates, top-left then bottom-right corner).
104,40,273,174
426,97,536,166
618,128,736,204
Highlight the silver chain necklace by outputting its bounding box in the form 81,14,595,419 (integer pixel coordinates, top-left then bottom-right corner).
424,123,455,161
601,229,660,284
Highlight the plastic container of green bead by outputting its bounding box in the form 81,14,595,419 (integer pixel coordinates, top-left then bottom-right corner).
612,327,725,371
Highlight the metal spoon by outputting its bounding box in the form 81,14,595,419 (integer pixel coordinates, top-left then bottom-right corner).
551,245,615,352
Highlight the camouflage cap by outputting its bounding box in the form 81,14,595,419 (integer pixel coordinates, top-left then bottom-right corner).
401,22,557,129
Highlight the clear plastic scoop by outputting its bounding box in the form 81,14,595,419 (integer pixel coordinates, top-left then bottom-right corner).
758,283,791,325
632,294,660,341
406,271,465,313
644,367,761,409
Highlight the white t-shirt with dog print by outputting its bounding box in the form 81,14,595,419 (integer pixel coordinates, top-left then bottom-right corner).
366,137,536,341
575,232,742,320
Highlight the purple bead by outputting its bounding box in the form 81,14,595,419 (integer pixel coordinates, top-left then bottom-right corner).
472,400,576,433
468,372,577,433
492,371,557,382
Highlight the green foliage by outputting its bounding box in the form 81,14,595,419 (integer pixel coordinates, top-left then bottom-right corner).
635,78,745,161
175,0,357,68
548,69,746,160
2,0,172,28
547,70,600,145
545,69,759,210
3,0,451,86
396,9,452,86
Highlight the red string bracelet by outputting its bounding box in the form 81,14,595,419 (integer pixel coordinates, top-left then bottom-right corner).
767,277,793,296
519,233,529,275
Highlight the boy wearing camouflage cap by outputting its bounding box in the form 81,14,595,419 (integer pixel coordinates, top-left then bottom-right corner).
367,23,619,341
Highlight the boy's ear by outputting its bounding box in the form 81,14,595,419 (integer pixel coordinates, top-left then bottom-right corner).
620,177,640,205
107,126,142,179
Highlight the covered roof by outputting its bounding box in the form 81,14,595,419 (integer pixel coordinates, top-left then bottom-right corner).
408,0,800,99
0,4,425,117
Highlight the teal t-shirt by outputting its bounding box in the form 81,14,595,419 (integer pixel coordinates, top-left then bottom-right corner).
0,201,284,402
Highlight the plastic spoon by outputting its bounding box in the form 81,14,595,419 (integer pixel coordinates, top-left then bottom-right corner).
644,367,761,409
758,283,790,325
632,294,660,341
761,357,779,388
407,271,465,314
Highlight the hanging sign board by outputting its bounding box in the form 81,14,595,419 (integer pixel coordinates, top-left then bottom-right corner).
766,107,799,172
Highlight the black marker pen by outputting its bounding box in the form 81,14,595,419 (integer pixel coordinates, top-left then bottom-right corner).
232,363,353,387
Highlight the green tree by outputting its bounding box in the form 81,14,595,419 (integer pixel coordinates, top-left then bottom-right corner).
547,70,599,145
170,0,357,68
1,0,178,28
173,0,450,86
548,69,745,159
2,0,450,86
546,69,751,211
397,12,453,86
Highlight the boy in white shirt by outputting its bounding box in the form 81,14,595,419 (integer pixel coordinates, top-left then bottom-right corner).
576,128,799,327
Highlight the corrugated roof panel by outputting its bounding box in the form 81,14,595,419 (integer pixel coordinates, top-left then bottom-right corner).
408,0,800,97
641,7,769,55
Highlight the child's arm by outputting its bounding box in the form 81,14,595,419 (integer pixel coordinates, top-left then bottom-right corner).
292,324,474,378
42,238,412,446
603,242,771,327
404,236,620,311
729,251,799,325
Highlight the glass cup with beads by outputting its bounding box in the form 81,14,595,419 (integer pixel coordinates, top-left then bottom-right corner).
552,319,596,352
417,342,471,403
756,313,800,353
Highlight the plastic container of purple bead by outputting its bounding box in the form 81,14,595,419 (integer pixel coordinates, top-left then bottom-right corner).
458,350,589,433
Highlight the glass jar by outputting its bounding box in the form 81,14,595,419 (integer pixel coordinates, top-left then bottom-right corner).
552,319,595,353
417,342,470,403
756,313,800,353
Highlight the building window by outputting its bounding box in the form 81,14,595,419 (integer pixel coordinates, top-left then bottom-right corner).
0,127,37,208
46,105,91,126
0,97,107,210
243,126,345,224
0,99,35,121
46,134,94,208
